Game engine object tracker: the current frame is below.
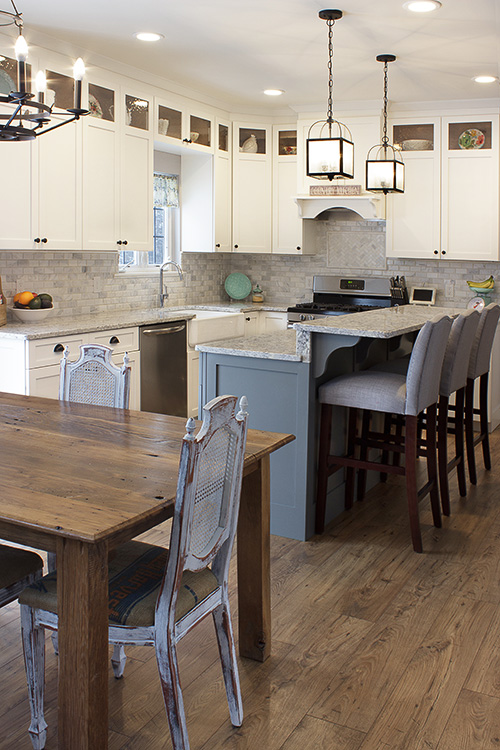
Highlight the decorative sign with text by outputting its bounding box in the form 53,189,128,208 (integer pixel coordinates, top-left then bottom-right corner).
309,184,361,196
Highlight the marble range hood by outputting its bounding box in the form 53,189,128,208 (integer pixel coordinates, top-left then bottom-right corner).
295,195,383,221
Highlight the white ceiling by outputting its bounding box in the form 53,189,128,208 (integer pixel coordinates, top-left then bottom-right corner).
8,0,500,113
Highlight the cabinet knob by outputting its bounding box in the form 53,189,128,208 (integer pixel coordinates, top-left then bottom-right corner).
53,344,64,353
433,249,439,255
182,138,192,143
109,336,120,345
296,246,301,251
215,243,221,248
117,240,122,245
234,244,239,249
245,317,251,321
441,249,446,255
122,240,128,245
34,237,41,243
41,238,48,243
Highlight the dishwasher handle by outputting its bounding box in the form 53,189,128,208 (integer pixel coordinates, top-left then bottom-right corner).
141,323,186,336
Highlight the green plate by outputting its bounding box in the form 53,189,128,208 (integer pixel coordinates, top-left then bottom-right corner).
224,272,252,300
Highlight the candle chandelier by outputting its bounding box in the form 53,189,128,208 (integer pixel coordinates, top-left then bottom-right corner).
365,54,405,194
0,0,88,141
306,9,354,181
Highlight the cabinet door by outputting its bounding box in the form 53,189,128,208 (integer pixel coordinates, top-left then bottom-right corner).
82,82,119,251
259,312,287,333
272,126,303,254
232,123,272,253
243,312,259,336
28,363,61,399
386,118,441,259
441,116,499,261
187,350,199,419
0,140,35,249
120,126,153,250
214,121,232,252
36,117,82,249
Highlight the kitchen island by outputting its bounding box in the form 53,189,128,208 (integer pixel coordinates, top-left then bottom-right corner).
198,305,466,540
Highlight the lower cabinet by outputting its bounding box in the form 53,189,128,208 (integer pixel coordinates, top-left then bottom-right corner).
259,311,287,332
0,327,141,410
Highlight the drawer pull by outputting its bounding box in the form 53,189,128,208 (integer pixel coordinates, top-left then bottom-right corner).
53,344,64,353
245,317,251,321
109,336,120,345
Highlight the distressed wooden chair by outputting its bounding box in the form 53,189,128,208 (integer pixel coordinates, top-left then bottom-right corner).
20,394,249,750
0,544,43,609
315,314,453,552
59,343,131,408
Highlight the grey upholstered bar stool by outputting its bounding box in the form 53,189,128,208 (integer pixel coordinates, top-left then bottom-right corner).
315,314,453,552
465,303,500,484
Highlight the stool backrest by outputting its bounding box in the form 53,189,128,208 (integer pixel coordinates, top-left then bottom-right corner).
440,310,480,397
468,303,500,380
59,344,131,408
405,314,453,415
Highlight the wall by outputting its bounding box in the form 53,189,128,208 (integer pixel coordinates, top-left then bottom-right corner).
1,211,498,316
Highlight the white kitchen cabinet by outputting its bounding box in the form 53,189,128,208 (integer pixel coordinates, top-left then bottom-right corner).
0,327,141,410
272,126,304,254
232,122,272,253
187,350,200,419
155,96,214,152
214,120,232,252
387,113,499,261
243,311,259,336
259,311,287,333
0,140,35,250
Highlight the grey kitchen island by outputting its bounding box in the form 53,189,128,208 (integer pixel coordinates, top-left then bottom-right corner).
197,306,465,541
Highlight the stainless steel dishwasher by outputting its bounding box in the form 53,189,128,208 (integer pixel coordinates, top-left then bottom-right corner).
139,321,187,416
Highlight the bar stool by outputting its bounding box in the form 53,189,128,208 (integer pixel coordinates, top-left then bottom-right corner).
465,303,500,484
315,314,453,552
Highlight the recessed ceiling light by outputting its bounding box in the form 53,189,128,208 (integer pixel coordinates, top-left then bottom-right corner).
403,0,442,12
473,75,498,84
134,32,164,42
263,89,285,96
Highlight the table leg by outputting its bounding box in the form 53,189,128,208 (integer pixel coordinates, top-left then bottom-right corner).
57,537,109,749
237,455,271,662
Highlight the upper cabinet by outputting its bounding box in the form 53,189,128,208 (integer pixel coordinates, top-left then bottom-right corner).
154,96,214,152
386,113,499,261
272,125,304,254
214,120,232,252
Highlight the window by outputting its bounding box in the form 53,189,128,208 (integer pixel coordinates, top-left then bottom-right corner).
119,172,180,269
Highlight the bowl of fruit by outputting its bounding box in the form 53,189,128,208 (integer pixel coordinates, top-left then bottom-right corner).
10,291,54,322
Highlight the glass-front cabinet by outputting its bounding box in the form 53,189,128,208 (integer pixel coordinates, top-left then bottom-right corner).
387,113,499,261
154,97,213,151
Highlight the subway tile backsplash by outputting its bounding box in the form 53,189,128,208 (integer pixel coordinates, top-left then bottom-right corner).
1,216,498,318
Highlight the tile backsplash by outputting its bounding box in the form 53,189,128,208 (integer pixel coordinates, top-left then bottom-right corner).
1,214,498,318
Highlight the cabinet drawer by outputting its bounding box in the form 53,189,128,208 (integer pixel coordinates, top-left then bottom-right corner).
27,334,87,369
89,327,138,355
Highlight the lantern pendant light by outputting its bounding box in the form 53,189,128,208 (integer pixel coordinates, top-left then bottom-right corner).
366,54,405,194
306,9,354,181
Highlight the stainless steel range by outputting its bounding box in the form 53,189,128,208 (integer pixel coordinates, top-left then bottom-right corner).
287,275,406,325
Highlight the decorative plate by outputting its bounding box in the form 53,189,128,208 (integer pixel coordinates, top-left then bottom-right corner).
467,296,486,311
88,93,103,118
224,272,252,300
458,128,485,150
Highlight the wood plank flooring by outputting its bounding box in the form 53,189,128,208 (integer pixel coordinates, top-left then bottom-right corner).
2,430,500,749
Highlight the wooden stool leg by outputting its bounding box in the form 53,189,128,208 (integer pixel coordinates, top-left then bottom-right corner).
426,403,442,529
357,410,371,502
465,378,477,485
479,373,491,470
315,403,333,535
405,414,423,553
380,413,391,482
454,388,467,497
345,408,357,511
393,416,403,467
437,395,450,516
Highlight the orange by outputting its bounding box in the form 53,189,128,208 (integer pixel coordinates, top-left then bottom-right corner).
17,291,35,306
13,292,21,303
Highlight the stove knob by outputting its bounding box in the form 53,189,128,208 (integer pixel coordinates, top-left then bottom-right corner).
308,314,315,320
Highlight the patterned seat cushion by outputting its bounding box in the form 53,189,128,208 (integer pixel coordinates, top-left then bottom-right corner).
19,541,219,628
0,544,43,590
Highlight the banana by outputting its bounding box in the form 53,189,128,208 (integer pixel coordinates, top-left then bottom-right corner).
467,275,495,288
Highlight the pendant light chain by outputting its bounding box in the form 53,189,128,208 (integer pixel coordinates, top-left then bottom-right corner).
327,18,335,130
382,60,389,146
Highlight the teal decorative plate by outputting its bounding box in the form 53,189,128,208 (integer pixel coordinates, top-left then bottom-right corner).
224,272,252,300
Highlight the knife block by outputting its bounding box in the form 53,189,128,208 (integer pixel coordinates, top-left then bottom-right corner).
0,276,6,327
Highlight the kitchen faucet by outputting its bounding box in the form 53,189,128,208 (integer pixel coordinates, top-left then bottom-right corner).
159,260,184,306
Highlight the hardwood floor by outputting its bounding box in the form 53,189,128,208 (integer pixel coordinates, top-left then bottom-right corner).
2,430,500,749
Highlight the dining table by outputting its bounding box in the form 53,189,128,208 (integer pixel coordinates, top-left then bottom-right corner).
0,391,294,749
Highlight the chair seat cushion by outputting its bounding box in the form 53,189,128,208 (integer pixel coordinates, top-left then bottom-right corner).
19,541,219,628
318,370,407,415
0,544,43,589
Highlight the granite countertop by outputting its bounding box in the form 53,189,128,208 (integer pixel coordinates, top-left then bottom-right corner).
196,329,300,361
293,305,465,339
0,304,287,340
